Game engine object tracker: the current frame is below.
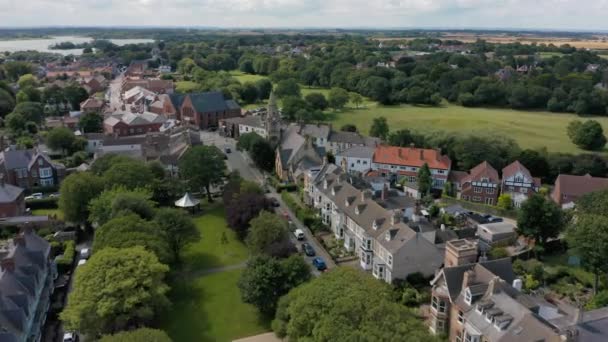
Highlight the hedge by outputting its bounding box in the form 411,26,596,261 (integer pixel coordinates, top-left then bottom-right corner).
281,192,328,234
25,197,59,210
56,240,76,274
29,185,59,194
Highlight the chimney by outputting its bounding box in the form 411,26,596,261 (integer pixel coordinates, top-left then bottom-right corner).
420,149,424,160
435,148,441,161
409,142,415,148
512,278,523,291
391,210,401,225
462,270,475,289
361,190,373,201
398,148,402,158
381,183,389,201
0,258,15,272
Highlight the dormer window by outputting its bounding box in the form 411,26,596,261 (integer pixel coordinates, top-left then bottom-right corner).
464,288,472,305
385,231,390,241
323,180,328,189
373,220,378,230
355,206,360,215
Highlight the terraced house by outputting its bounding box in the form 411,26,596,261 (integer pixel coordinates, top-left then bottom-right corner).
309,165,443,283
0,229,56,342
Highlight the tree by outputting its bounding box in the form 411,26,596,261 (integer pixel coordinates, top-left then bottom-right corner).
246,211,290,255
272,268,437,342
46,127,75,156
350,92,363,108
567,120,607,151
0,88,15,117
226,191,270,239
59,172,105,224
91,154,136,176
237,132,265,151
88,187,156,226
179,146,227,202
4,111,26,134
497,194,512,210
61,247,170,336
575,190,608,216
63,85,89,110
240,81,259,104
517,149,550,181
79,112,104,133
328,87,349,110
250,139,275,172
17,74,37,88
274,78,300,98
12,101,44,123
369,116,389,140
255,79,273,100
154,208,200,263
281,96,308,121
304,92,328,110
99,328,172,342
340,124,357,132
517,193,565,254
566,214,608,294
93,214,172,264
238,255,311,316
417,163,432,196
103,159,156,190
4,61,32,81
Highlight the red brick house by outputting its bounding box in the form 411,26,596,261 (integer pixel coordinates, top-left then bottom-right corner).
551,174,608,209
179,92,241,129
459,161,501,205
371,145,451,189
501,161,540,208
80,97,105,113
0,177,25,218
0,148,66,190
104,111,166,136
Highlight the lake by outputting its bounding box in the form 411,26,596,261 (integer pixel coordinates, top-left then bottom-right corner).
0,36,155,55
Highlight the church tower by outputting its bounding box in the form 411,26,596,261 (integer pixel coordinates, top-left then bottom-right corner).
265,91,281,145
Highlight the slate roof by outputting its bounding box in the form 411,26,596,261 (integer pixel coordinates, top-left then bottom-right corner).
577,307,608,342
298,124,330,140
0,183,24,203
188,92,238,113
336,146,375,159
169,93,185,109
224,115,264,129
0,149,62,172
439,258,515,301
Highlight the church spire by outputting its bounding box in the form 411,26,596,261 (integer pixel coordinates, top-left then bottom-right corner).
268,91,278,114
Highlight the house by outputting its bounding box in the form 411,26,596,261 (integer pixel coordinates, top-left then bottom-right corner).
335,146,375,174
44,116,79,131
103,111,166,137
79,74,107,94
123,86,157,105
124,60,148,78
0,148,65,189
275,124,327,182
448,170,469,194
550,174,608,209
179,92,241,130
0,228,56,342
326,130,380,155
221,115,267,138
121,78,174,95
79,97,105,113
571,306,608,341
459,161,501,206
0,176,25,218
501,161,540,208
310,167,443,283
429,253,561,341
372,145,451,189
477,221,517,249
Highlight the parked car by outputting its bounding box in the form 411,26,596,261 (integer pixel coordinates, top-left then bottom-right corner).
312,257,327,271
77,259,87,267
269,198,280,207
80,248,91,259
24,193,43,200
49,193,60,198
63,332,78,342
224,146,231,153
301,243,315,256
294,228,305,240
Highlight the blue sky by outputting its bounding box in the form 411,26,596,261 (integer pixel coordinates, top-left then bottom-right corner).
3,0,608,31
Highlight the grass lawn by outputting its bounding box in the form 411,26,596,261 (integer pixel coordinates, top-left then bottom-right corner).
176,80,199,93
539,52,564,59
162,204,269,342
163,269,270,342
31,208,64,220
230,70,268,84
327,103,608,154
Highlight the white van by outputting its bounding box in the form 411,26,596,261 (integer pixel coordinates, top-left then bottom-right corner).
294,229,305,240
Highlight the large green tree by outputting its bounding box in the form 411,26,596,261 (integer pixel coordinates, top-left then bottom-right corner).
88,187,156,226
328,87,349,110
93,214,172,264
46,127,76,156
566,214,608,294
272,268,438,342
154,207,200,262
99,328,172,342
250,139,275,172
369,116,389,140
0,88,15,117
517,193,565,255
246,211,290,255
79,112,104,133
61,247,170,336
90,154,135,175
305,92,328,111
103,159,156,190
274,78,301,98
567,120,607,151
59,172,105,224
417,163,432,196
238,254,311,316
179,145,227,202
575,190,608,216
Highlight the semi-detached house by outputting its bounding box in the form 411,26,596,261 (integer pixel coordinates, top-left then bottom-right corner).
309,165,443,283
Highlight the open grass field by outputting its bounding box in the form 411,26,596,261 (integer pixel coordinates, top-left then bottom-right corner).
328,103,608,154
162,204,269,342
230,70,268,84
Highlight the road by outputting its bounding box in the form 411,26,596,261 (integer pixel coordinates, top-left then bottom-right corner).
107,72,124,112
201,131,335,274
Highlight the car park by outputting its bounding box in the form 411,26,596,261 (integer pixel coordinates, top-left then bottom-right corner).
301,243,315,256
312,257,327,271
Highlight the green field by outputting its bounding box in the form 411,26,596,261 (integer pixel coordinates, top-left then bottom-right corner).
162,205,269,342
539,52,564,59
176,80,199,93
329,103,608,154
230,70,268,84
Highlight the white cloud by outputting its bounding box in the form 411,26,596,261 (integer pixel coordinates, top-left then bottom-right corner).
1,0,607,30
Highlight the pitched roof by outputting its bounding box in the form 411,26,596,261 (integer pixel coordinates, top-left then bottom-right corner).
0,182,23,203
502,160,532,179
298,124,330,140
0,149,61,171
80,97,104,109
448,170,469,183
188,92,236,113
373,146,451,170
337,146,375,159
462,161,500,184
439,258,515,301
168,93,185,109
553,174,608,201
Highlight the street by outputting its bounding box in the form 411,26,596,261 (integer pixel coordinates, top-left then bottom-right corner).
107,72,124,112
201,131,336,273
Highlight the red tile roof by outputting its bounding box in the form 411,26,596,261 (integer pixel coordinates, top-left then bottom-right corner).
551,174,608,205
463,161,500,184
373,146,451,170
502,160,532,179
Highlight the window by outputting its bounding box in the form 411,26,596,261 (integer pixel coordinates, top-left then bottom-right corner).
39,167,52,178
363,161,368,165
458,310,465,324
388,255,392,266
438,170,445,174
515,176,524,183
31,170,38,177
522,187,528,194
456,331,463,342
399,166,406,170
486,188,494,194
508,186,514,192
464,332,479,342
472,196,481,202
365,239,371,250
435,319,445,332
40,178,54,186
474,187,482,193
485,198,494,205
464,289,472,304
431,296,438,310
38,158,44,166
438,300,446,313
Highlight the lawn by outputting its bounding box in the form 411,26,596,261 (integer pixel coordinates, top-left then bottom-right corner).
162,204,269,342
230,70,268,84
176,80,199,93
328,103,608,154
32,208,64,220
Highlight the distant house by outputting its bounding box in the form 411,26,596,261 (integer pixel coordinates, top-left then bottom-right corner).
0,177,25,218
80,97,105,113
459,161,501,206
501,161,540,208
326,130,380,155
275,126,325,182
79,74,107,94
0,228,56,342
123,86,156,105
179,92,241,130
335,146,375,174
0,148,66,189
103,111,166,137
221,115,267,138
372,145,451,189
121,78,174,95
477,221,517,248
551,174,608,209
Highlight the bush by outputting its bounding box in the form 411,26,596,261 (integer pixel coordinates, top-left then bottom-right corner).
26,197,58,209
56,240,76,274
30,185,59,194
489,247,509,260
276,183,297,193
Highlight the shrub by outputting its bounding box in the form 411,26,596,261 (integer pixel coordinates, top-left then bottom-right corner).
489,247,509,260
56,240,76,274
25,197,58,209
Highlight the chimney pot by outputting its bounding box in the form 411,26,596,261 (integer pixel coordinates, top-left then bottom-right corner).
420,150,424,160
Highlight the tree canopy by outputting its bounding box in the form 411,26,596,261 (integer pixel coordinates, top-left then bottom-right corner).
79,112,104,133
154,207,200,262
179,145,227,202
99,328,172,342
417,163,432,196
102,159,157,190
517,193,565,253
567,120,607,151
246,211,291,256
369,116,389,140
566,214,608,294
59,172,105,224
88,187,156,226
61,247,170,336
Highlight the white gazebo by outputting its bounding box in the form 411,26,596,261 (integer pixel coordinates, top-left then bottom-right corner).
174,192,200,211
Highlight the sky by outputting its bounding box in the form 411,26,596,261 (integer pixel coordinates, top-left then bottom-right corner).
3,0,608,31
